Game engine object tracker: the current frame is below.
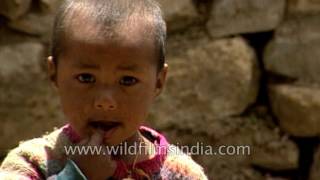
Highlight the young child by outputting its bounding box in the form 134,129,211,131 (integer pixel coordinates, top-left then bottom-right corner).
0,0,207,179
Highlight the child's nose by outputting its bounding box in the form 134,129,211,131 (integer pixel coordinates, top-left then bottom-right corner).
94,89,117,111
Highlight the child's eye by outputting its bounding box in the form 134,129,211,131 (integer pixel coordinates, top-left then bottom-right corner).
76,73,96,83
119,76,139,86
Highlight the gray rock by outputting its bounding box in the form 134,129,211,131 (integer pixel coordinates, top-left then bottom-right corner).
249,118,298,172
150,36,259,134
0,0,32,20
157,0,199,32
9,12,54,40
162,118,255,180
264,15,320,83
288,0,320,15
206,0,285,38
162,115,297,179
0,42,43,77
269,84,320,137
310,145,320,180
250,139,298,171
0,42,64,156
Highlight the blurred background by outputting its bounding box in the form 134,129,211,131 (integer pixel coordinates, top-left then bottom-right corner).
1,0,320,179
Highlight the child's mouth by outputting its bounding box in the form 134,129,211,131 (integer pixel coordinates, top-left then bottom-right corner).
89,121,121,132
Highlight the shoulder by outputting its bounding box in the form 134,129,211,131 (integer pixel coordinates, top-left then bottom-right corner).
161,144,208,180
0,127,72,178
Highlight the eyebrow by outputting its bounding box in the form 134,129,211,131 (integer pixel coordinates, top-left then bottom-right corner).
74,62,140,71
117,64,139,71
74,62,99,69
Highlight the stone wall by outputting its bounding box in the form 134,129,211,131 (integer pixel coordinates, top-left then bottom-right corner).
1,0,320,179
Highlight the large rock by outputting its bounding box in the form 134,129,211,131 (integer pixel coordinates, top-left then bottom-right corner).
310,145,320,180
206,0,285,38
0,42,64,156
149,36,259,135
264,15,320,83
269,84,320,137
247,108,299,172
204,117,297,179
250,138,298,171
0,0,32,20
162,114,298,179
0,42,43,77
288,0,320,15
157,0,199,32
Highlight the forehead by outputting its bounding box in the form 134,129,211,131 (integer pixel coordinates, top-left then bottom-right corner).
63,11,156,55
64,6,156,45
60,16,157,68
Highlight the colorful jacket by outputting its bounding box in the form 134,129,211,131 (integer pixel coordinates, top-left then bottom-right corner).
0,124,207,179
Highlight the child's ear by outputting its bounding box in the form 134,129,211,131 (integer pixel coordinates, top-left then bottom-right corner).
47,56,58,87
155,63,168,97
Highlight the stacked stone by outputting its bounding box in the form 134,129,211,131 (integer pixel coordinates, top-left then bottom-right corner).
0,0,64,159
265,1,320,180
151,0,318,179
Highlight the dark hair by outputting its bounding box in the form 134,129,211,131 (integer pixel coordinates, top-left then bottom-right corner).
51,0,167,71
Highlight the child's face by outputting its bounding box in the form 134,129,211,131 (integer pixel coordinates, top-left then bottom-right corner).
48,20,167,145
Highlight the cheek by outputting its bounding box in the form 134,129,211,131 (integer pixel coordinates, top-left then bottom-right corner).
121,87,155,117
60,95,83,117
57,83,89,128
59,85,80,110
59,93,89,137
57,73,89,111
